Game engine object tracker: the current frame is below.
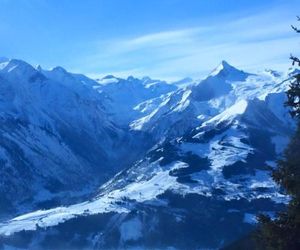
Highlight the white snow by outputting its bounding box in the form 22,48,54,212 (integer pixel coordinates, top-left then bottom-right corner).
104,161,189,203
0,58,294,239
173,89,191,112
202,100,248,126
0,196,129,236
97,77,119,85
210,61,229,76
0,161,188,236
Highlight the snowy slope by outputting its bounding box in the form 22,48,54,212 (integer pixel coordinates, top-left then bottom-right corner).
95,75,177,125
171,77,194,88
0,61,296,249
0,58,152,218
130,61,294,140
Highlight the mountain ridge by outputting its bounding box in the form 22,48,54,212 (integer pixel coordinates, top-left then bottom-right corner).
0,57,296,249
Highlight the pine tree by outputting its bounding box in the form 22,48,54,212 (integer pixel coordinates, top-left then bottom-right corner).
256,17,300,250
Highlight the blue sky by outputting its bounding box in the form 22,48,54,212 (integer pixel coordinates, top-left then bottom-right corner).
0,0,299,80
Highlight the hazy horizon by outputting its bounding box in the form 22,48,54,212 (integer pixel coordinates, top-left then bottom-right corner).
0,0,299,80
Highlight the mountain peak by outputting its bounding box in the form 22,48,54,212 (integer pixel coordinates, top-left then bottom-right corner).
127,75,139,81
36,64,42,71
102,75,117,80
209,60,249,81
211,60,238,75
220,60,231,67
0,56,9,64
97,75,120,84
141,76,152,82
0,59,36,74
0,59,47,83
51,66,68,74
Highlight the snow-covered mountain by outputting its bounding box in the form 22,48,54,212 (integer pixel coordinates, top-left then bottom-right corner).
171,77,194,88
0,58,153,218
130,61,294,140
0,59,296,249
95,75,177,126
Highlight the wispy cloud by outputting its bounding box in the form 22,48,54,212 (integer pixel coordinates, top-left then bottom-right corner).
120,28,203,49
74,6,299,81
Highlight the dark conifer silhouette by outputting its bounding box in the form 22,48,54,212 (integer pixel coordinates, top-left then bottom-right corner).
256,17,300,250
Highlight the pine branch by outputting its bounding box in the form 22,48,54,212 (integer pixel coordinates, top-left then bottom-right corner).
290,54,300,66
291,16,300,32
291,25,300,33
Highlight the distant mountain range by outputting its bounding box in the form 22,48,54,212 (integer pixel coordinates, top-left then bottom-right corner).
0,57,296,249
